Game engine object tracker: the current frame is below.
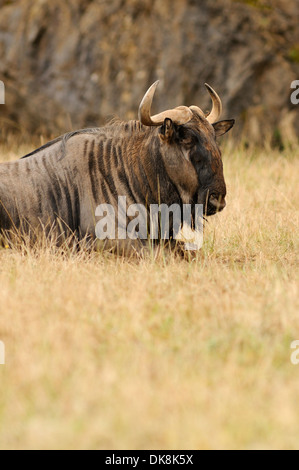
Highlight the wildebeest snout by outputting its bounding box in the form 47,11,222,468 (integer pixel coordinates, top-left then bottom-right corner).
209,194,226,211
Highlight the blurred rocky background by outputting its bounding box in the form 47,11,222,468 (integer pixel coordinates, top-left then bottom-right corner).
0,0,298,146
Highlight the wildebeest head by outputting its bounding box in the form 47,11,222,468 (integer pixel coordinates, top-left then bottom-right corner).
139,81,235,216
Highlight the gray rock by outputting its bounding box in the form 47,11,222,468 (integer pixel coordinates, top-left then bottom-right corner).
0,0,298,145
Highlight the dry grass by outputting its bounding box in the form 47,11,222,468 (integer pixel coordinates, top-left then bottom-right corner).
0,140,298,450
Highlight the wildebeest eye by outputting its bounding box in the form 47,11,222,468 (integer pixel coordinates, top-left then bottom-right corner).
177,128,194,147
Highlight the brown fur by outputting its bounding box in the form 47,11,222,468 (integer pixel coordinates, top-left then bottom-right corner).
0,111,234,250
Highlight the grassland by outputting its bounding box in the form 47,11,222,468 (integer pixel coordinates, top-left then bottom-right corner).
0,140,298,450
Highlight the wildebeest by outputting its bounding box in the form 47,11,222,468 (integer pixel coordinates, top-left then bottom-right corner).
0,81,234,252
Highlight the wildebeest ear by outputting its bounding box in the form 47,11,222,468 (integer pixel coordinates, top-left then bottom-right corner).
159,118,176,142
213,120,235,137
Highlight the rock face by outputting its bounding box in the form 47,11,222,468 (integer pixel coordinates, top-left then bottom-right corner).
0,0,298,144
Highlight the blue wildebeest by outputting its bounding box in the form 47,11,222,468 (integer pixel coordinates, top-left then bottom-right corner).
0,81,234,252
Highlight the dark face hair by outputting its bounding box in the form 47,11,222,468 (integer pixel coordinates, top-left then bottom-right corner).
159,113,235,216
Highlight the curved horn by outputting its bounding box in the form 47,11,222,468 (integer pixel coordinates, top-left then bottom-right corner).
138,81,193,127
204,83,222,124
138,81,160,126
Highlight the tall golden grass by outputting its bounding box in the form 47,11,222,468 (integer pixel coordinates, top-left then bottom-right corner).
0,139,298,449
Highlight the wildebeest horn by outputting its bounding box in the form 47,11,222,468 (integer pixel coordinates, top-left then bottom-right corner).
190,84,222,123
204,83,222,124
138,81,193,126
